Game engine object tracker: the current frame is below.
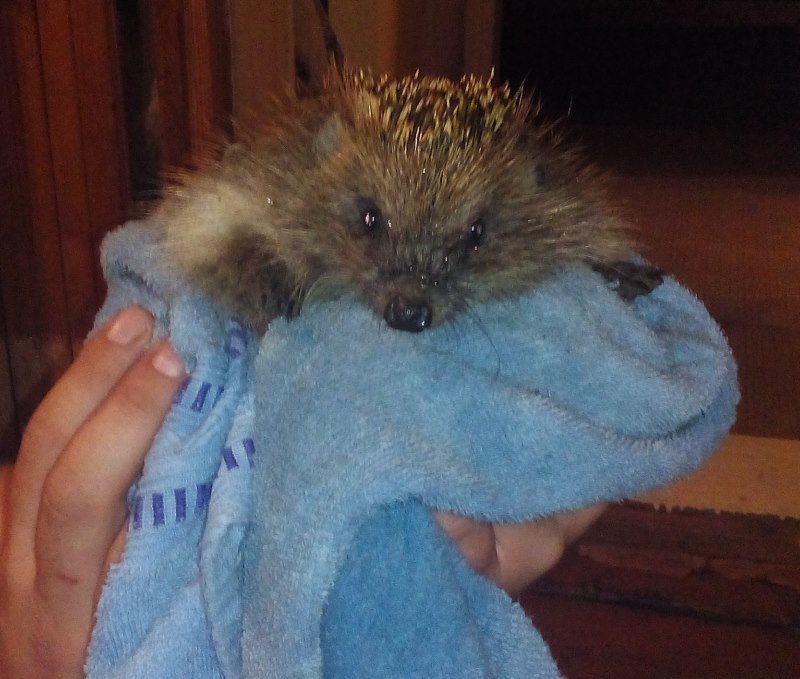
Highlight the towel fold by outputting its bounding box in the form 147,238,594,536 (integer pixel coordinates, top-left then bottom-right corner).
87,221,738,678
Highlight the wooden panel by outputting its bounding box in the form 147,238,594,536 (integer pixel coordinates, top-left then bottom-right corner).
0,5,23,459
725,324,800,438
0,0,235,460
529,505,800,626
396,0,466,78
395,0,500,78
0,2,73,457
607,174,800,438
35,0,101,353
229,0,294,124
294,0,343,96
329,0,499,78
612,176,800,330
328,0,399,74
27,0,128,349
521,503,800,677
525,595,800,679
69,0,130,295
146,0,192,169
462,0,501,77
138,0,232,172
0,0,134,458
183,0,232,160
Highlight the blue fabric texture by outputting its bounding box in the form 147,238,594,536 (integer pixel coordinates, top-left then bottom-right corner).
86,222,738,678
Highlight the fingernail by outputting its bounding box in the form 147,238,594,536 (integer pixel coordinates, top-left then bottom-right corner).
107,308,151,345
151,342,186,378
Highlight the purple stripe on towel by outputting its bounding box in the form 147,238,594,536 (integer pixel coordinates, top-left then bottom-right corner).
152,493,165,526
132,495,143,530
175,487,186,522
196,482,212,514
222,446,239,470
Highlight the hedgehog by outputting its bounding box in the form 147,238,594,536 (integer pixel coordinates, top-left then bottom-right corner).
158,70,656,333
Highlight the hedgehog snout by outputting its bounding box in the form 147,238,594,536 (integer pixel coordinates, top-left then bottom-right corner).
383,295,432,333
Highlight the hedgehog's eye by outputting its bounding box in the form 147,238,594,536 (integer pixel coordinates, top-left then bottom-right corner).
466,218,486,249
356,197,384,234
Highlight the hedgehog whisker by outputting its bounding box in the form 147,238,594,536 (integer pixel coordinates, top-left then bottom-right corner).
461,302,502,380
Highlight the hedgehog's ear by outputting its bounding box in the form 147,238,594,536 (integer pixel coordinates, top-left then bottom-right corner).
521,142,569,190
514,128,571,190
313,112,343,158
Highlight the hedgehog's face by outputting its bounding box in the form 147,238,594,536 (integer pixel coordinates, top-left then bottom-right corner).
293,73,547,331
347,185,492,332
309,138,553,332
278,71,625,332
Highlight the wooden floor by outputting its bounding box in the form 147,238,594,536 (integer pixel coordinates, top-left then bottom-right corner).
520,504,800,679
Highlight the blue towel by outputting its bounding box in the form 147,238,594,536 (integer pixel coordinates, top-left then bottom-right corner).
86,221,738,678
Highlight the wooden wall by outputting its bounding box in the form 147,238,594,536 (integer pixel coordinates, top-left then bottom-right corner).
329,0,500,78
0,1,128,459
0,0,232,460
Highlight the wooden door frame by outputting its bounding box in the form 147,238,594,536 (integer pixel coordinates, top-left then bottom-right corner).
0,0,234,459
0,1,127,457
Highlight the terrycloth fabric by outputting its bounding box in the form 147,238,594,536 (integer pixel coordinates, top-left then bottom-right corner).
87,221,738,678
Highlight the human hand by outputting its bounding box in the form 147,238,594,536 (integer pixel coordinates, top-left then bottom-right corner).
0,304,601,676
0,307,186,679
435,503,607,597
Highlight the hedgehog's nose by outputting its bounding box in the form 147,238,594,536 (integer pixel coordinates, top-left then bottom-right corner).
383,296,432,332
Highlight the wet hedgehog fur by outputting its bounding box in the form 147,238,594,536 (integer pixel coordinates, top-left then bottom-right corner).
159,70,632,332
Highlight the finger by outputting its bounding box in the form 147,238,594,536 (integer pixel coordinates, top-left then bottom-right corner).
434,512,499,577
494,504,607,597
104,524,128,571
435,511,562,594
96,524,127,610
33,340,185,638
492,519,568,597
9,307,155,545
555,503,607,545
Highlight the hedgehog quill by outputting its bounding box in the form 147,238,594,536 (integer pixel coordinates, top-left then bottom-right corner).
159,70,649,333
